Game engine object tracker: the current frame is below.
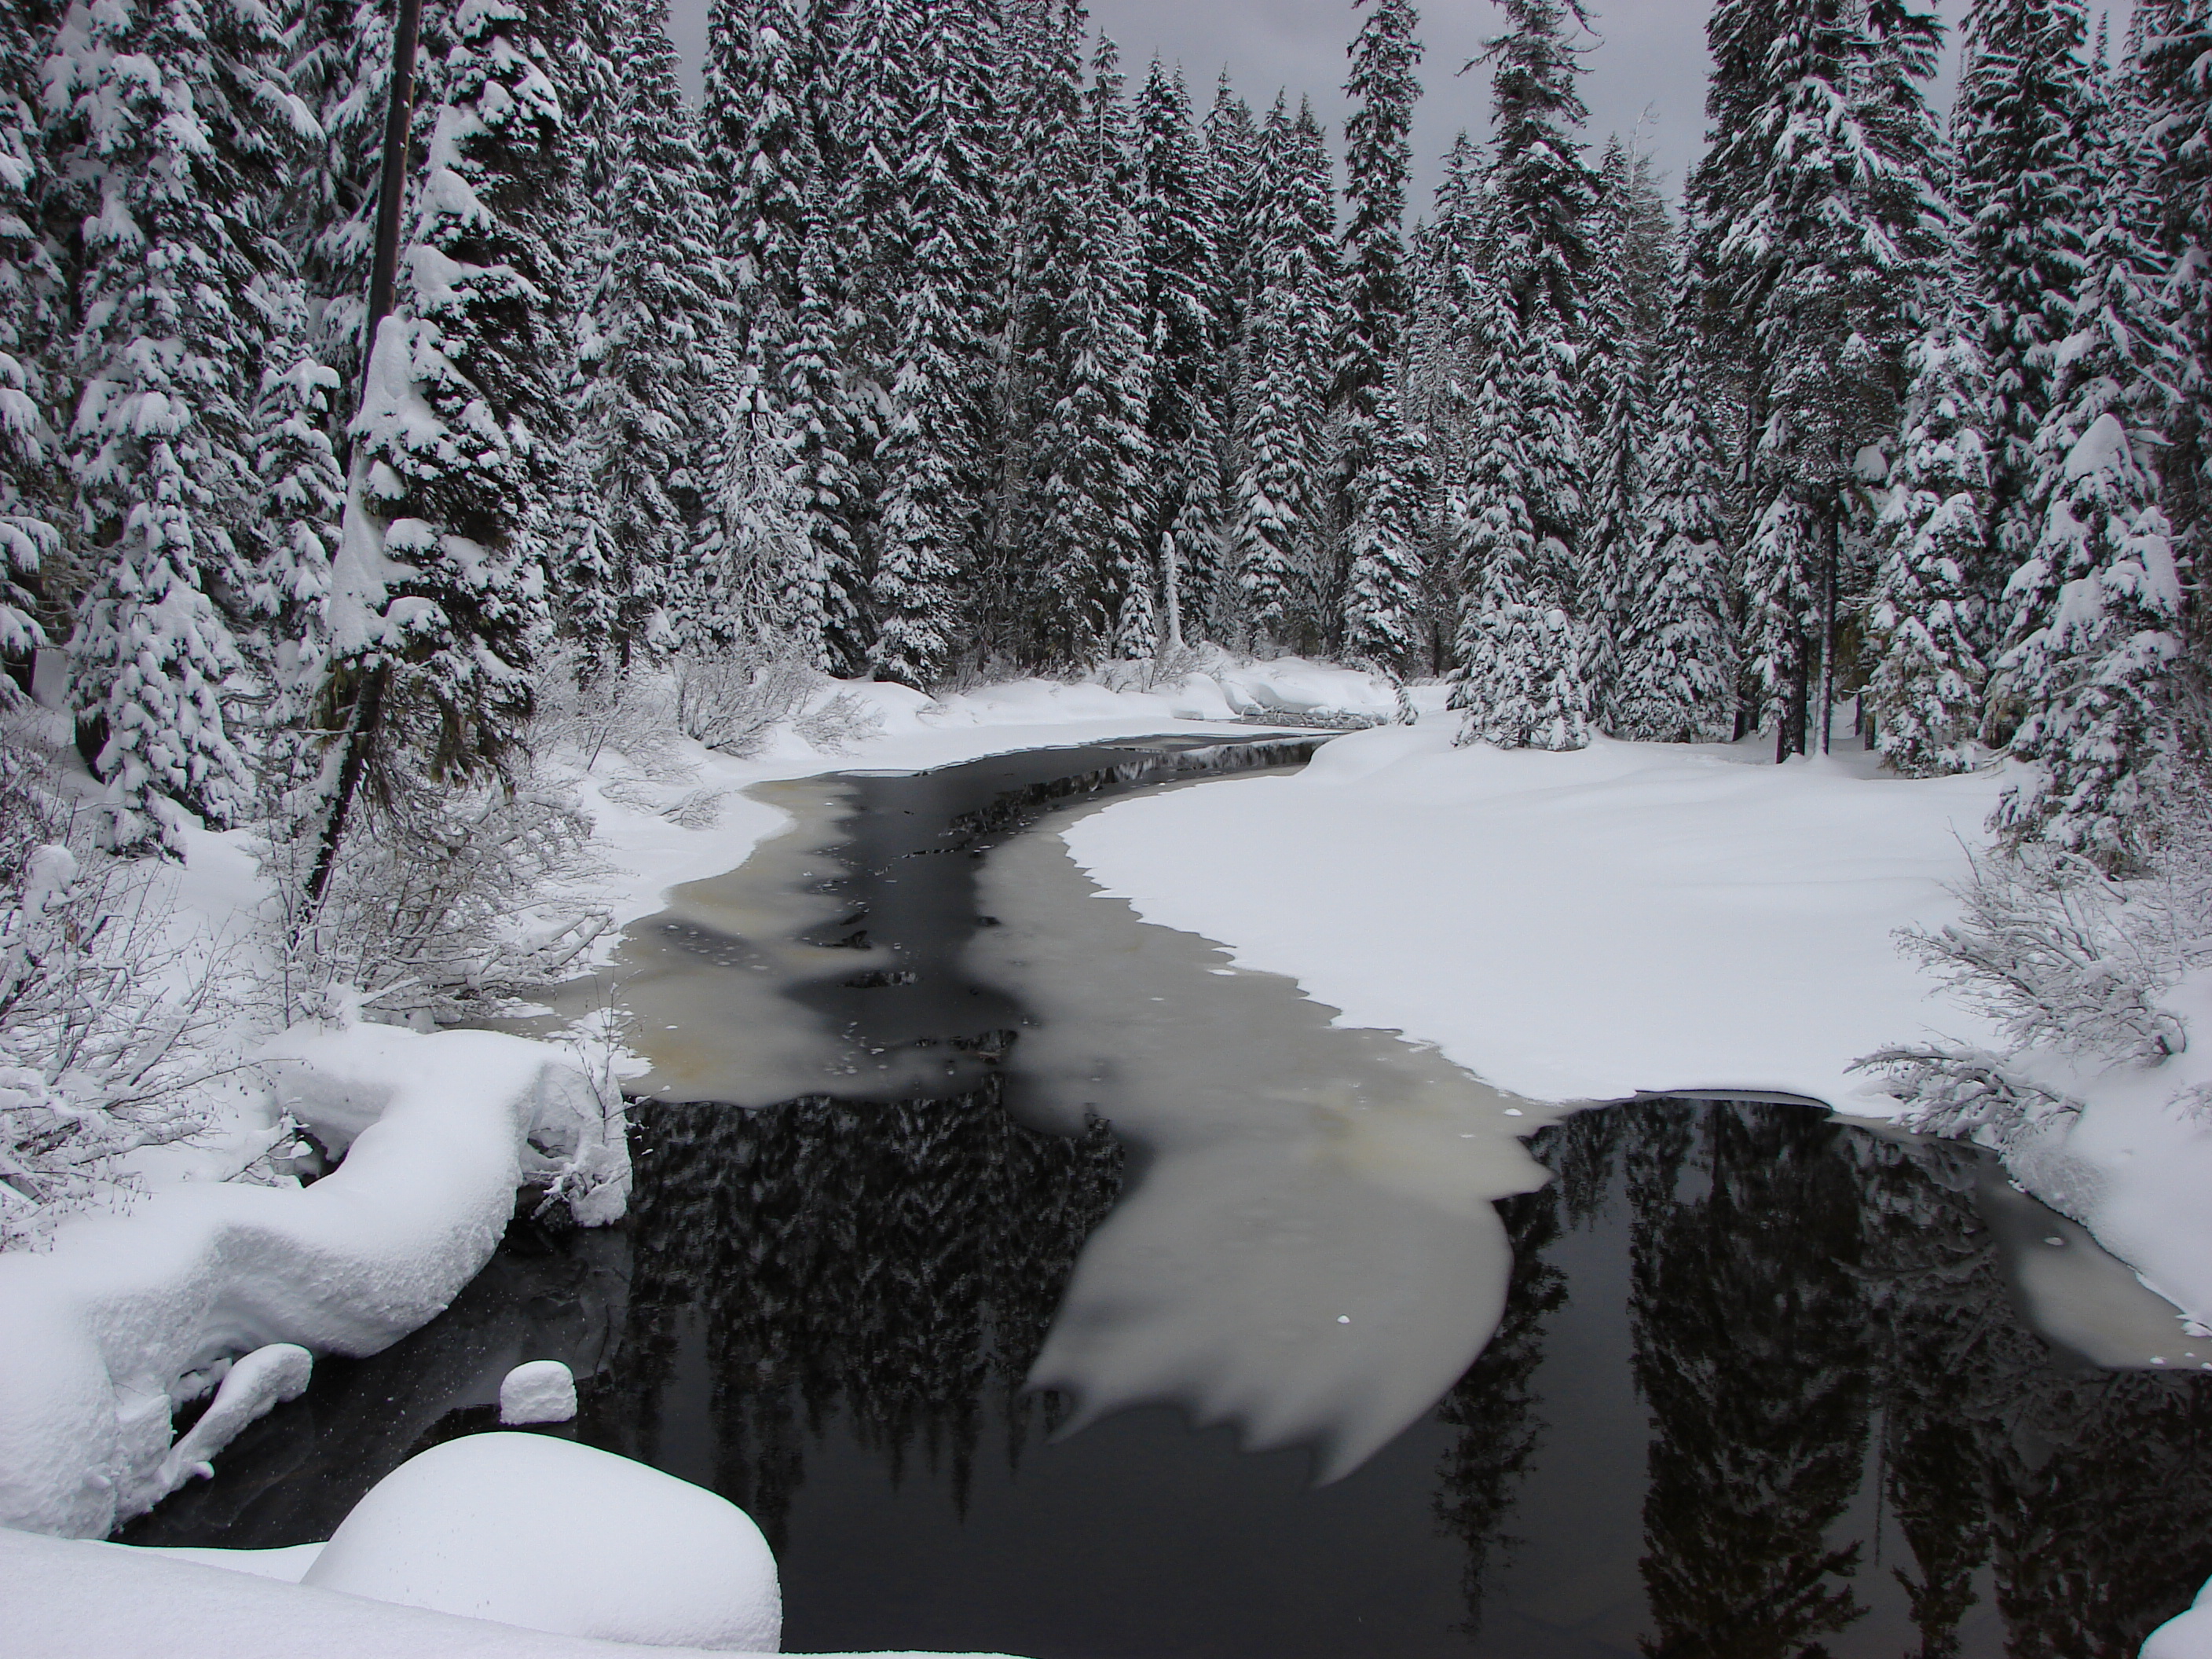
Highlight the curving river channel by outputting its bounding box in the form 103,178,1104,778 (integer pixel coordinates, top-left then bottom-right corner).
129,739,2212,1657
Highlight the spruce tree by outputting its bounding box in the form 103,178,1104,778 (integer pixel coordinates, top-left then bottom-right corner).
1951,0,2097,598
869,0,991,685
778,196,867,671
570,0,729,664
1447,254,1591,750
1232,96,1334,646
49,0,311,848
1696,0,1947,758
1341,376,1430,681
1866,324,1994,776
327,0,566,795
2141,0,2210,569
1033,39,1153,665
1990,91,2188,864
247,356,346,710
1134,59,1223,646
287,0,398,394
1612,279,1736,745
0,0,57,663
1333,0,1421,646
1581,136,1650,720
702,0,816,324
1480,0,1599,628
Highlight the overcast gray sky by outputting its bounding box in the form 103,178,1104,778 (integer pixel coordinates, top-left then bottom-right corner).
664,2,2132,220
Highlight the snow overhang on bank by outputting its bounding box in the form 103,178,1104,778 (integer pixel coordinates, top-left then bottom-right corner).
0,1023,621,1539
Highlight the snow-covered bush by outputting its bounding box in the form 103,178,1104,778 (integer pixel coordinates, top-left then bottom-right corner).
531,653,687,779
266,759,610,1029
1860,777,2212,1144
671,639,822,756
0,723,236,1247
1900,843,2191,1064
793,687,884,753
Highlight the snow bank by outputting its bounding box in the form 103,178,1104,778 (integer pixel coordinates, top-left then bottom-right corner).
1,1525,1020,1658
302,1434,779,1651
2006,1075,2212,1337
1065,723,2006,1111
2148,1580,2212,1659
0,1023,616,1538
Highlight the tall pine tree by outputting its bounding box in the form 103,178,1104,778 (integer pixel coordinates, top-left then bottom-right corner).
1332,0,1421,650
325,0,567,799
49,0,314,848
1866,322,1995,776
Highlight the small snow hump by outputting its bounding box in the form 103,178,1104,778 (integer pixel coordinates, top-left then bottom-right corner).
497,1360,577,1425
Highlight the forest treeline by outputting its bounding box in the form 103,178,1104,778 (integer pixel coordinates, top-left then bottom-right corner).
0,0,2206,867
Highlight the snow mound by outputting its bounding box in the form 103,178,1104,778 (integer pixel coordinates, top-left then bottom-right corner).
498,1358,577,1424
1212,657,1403,721
4,1525,1021,1657
0,1024,617,1538
303,1434,780,1651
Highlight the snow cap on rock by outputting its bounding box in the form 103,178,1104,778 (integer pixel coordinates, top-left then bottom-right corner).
496,1359,576,1425
302,1433,781,1650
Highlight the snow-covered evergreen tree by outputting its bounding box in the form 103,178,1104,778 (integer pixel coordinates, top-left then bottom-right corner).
1232,97,1335,647
1447,258,1591,751
49,0,315,848
1580,136,1650,720
570,0,728,664
775,196,867,671
2141,0,2210,569
1866,325,1995,776
1697,0,1948,757
247,353,345,709
1332,0,1421,644
1032,38,1153,665
868,0,992,685
1611,279,1736,744
1134,59,1222,644
0,1,57,663
285,0,398,394
1480,0,1599,628
328,0,566,787
1990,90,2188,864
1341,376,1430,680
1203,70,1261,375
1952,0,2097,595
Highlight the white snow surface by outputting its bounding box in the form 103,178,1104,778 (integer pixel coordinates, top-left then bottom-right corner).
1065,723,2008,1111
301,1434,780,1651
0,1525,1018,1658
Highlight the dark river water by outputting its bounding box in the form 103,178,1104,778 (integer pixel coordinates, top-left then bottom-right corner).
124,742,2212,1657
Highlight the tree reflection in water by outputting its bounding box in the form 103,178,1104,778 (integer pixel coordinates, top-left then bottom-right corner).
1434,1100,2212,1658
126,1086,2212,1657
584,1079,1122,1551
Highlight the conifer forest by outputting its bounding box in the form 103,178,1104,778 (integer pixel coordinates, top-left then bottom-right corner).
0,0,2200,865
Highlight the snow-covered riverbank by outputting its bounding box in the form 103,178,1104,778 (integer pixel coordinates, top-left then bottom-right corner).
1066,720,2212,1346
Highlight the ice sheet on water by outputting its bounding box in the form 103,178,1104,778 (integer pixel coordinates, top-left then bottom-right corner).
969,819,1559,1481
